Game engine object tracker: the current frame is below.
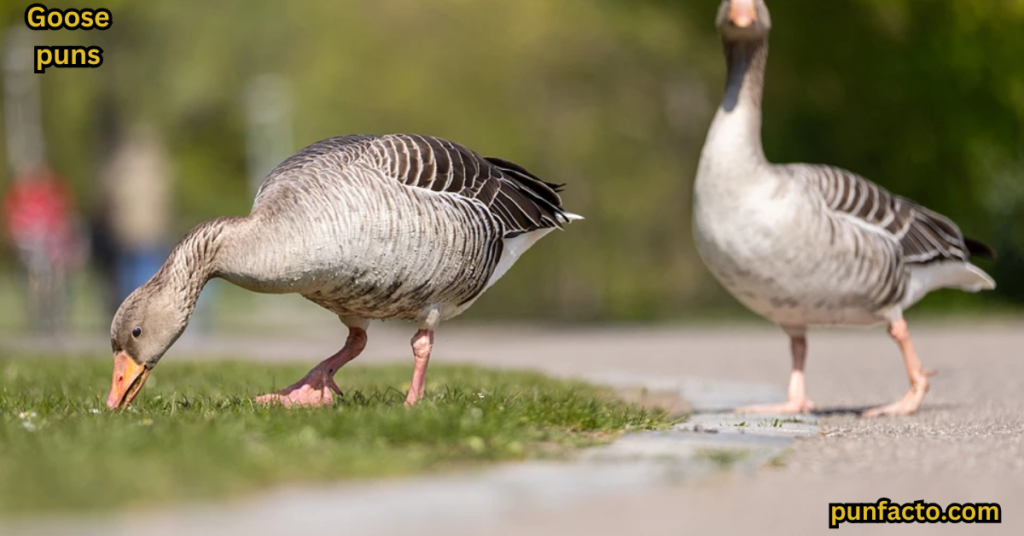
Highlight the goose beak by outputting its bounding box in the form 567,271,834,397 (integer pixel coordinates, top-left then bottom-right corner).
107,351,151,410
730,0,757,28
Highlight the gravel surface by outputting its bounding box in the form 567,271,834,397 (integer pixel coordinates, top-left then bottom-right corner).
428,321,1023,534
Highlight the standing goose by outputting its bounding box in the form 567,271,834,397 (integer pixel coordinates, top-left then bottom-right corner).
693,0,995,416
107,134,580,409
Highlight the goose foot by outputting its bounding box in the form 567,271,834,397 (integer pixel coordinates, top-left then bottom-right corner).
404,329,434,406
738,332,815,414
255,324,367,408
861,372,933,418
736,398,816,415
255,367,343,407
861,319,932,418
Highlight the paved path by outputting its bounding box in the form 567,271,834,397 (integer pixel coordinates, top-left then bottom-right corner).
3,319,1022,534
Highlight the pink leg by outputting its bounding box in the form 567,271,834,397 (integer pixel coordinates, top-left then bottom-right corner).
405,329,434,405
738,334,817,414
862,318,934,417
255,326,368,408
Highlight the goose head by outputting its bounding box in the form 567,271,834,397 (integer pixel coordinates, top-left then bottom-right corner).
106,280,190,410
716,0,772,40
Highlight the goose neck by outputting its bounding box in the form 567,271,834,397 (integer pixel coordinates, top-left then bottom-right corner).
706,36,770,165
723,38,768,113
156,216,242,315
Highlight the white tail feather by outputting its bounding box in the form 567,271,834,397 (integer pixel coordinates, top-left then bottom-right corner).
902,262,996,309
958,263,997,291
484,229,556,290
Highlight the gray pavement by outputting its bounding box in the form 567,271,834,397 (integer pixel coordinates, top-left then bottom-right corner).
2,318,1022,534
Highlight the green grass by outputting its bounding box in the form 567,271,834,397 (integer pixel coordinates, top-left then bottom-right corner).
693,448,751,469
0,357,666,514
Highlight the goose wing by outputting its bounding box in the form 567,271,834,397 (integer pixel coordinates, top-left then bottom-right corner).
368,134,571,238
791,164,992,265
256,134,573,238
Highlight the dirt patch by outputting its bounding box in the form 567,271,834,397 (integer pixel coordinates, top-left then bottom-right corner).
617,387,691,418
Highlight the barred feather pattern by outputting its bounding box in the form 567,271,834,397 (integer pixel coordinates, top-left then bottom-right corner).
790,164,975,265
768,165,955,312
215,134,572,322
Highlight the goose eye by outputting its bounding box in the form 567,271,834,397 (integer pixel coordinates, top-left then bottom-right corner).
132,327,142,338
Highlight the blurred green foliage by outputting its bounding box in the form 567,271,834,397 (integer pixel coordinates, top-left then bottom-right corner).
0,0,1021,321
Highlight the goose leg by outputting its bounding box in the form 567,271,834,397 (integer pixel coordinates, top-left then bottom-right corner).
405,329,434,405
737,333,816,414
862,318,933,417
255,324,368,407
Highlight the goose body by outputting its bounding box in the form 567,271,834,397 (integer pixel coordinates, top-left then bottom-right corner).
694,160,994,329
219,134,573,322
693,0,994,416
106,133,579,409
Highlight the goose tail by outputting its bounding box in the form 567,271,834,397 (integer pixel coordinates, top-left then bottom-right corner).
903,262,995,309
559,212,584,223
957,263,996,292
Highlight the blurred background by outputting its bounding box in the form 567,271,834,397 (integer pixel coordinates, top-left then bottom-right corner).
0,0,1021,337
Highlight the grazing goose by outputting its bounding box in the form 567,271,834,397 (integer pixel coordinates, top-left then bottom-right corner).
693,0,995,416
106,134,580,409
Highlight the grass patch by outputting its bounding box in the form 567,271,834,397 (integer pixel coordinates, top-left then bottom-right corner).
693,448,751,469
0,357,665,514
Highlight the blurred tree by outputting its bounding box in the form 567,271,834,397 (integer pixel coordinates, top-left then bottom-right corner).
666,0,1024,310
0,0,1020,321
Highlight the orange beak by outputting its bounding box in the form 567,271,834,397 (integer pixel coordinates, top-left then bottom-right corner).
730,0,757,28
107,351,151,410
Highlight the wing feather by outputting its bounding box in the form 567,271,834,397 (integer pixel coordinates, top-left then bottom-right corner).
374,134,572,237
259,134,574,239
792,164,992,265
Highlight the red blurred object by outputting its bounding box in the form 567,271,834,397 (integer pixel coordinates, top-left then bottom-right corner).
3,166,80,266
